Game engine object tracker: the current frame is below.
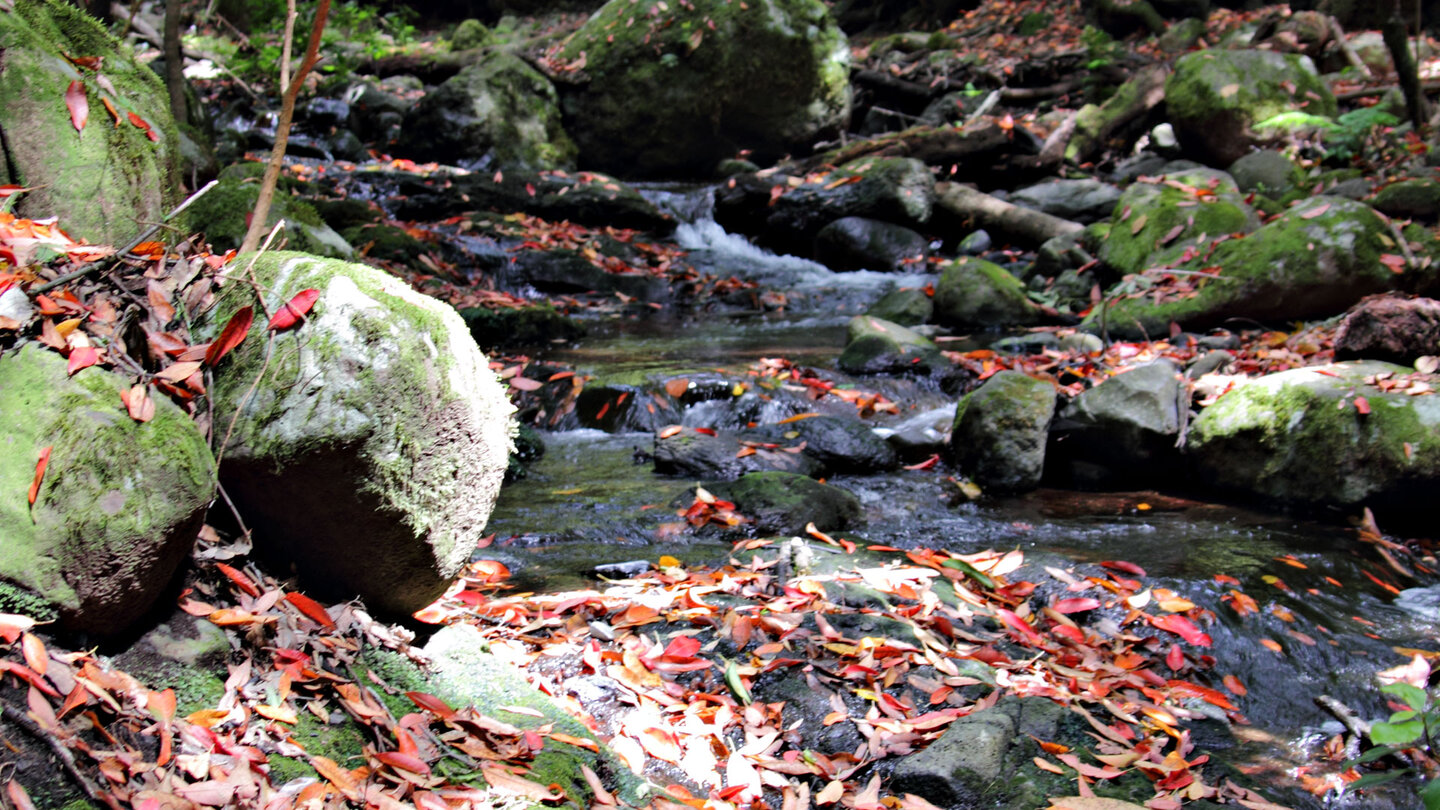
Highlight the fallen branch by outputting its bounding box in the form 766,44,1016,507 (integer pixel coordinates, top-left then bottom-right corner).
0,704,114,808
934,181,1084,246
1328,16,1374,81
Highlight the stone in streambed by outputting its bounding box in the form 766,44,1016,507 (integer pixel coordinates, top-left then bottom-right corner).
196,252,514,616
838,315,946,376
700,472,861,534
948,370,1057,494
865,288,933,326
1333,294,1440,366
652,426,824,480
0,345,214,635
814,216,928,272
1008,178,1122,224
745,415,898,474
1047,359,1186,488
932,257,1041,330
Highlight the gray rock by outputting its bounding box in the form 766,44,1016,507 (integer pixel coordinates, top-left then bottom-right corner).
875,404,955,461
958,229,992,255
1009,178,1122,223
933,257,1041,330
814,216,928,272
196,252,514,616
0,345,214,634
701,471,862,535
652,426,825,480
1030,231,1094,279
948,370,1057,494
1049,360,1186,487
838,315,947,376
1187,349,1234,378
1188,361,1440,513
866,287,933,326
747,415,899,474
1227,149,1303,195
890,705,1017,806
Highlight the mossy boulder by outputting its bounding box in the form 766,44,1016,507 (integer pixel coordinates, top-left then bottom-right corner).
837,315,946,375
557,0,851,176
948,370,1057,494
397,52,576,171
195,252,514,616
0,0,181,245
932,257,1042,330
1371,177,1440,221
1187,361,1440,515
0,345,214,634
700,471,862,534
1097,168,1258,277
1087,196,1436,339
866,287,933,326
1165,49,1337,166
185,176,354,260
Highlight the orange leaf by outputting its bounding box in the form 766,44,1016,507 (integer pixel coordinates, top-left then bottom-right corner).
268,288,320,331
285,592,336,628
310,755,362,801
27,447,51,506
100,96,120,127
664,378,690,398
204,305,253,366
1299,203,1330,219
20,633,45,675
64,80,87,132
215,562,260,597
67,346,99,376
5,780,36,810
254,703,299,724
1354,396,1370,415
148,689,176,723
406,691,457,721
375,751,431,775
126,111,149,130
508,376,543,391
658,425,683,439
480,764,565,803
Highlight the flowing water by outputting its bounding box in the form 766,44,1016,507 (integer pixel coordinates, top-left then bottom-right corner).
475,195,1437,809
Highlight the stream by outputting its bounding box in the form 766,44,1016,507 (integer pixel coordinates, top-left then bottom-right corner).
472,189,1436,809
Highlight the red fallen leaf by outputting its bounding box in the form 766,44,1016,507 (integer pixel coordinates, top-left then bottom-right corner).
215,562,260,597
375,751,431,775
126,110,149,130
0,615,36,644
1166,643,1185,672
1099,560,1146,577
1052,597,1100,614
28,446,51,506
100,96,120,127
64,80,87,132
507,376,543,391
1354,396,1370,415
1299,203,1330,219
285,591,336,628
144,128,159,143
406,691,457,721
1380,253,1408,274
658,425,683,439
204,305,253,366
268,288,320,331
693,427,716,436
1150,613,1212,647
995,608,1046,646
20,634,45,676
1222,674,1247,696
662,635,702,660
6,780,37,810
526,183,537,197
1166,679,1237,711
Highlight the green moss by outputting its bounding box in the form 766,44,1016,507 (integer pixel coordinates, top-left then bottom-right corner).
933,256,1038,329
0,581,57,622
1167,49,1337,125
1099,168,1257,276
268,708,371,786
451,18,492,51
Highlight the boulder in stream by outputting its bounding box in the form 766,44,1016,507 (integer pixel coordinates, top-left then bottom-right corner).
1187,360,1440,515
746,415,899,474
652,426,824,480
1333,294,1440,365
932,256,1042,330
0,345,214,635
837,315,947,376
1047,359,1187,488
555,0,851,176
197,252,514,617
813,216,929,272
948,370,1057,494
699,472,861,535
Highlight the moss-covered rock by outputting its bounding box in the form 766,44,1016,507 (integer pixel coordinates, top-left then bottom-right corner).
0,0,181,244
1097,168,1258,277
0,345,214,634
866,287,933,325
398,52,576,171
1086,196,1436,338
948,370,1056,494
557,0,851,176
1187,361,1440,515
1371,177,1440,220
932,256,1042,330
185,176,354,259
195,252,514,616
1165,49,1337,166
450,18,491,51
837,315,946,376
700,471,861,534
1227,149,1305,196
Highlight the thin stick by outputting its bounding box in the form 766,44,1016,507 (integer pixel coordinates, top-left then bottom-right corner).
33,180,219,295
279,0,297,97
0,704,114,808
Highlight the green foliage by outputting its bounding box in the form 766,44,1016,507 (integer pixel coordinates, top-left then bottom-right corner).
1080,26,1122,71
221,0,416,83
1344,682,1440,807
1253,107,1401,163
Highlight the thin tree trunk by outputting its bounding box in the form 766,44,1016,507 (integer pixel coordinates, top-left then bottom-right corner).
163,0,185,128
1381,5,1429,127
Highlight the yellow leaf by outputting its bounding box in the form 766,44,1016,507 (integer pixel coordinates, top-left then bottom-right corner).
253,704,298,724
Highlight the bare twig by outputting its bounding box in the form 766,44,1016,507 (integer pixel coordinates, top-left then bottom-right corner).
0,704,115,808
1328,16,1374,81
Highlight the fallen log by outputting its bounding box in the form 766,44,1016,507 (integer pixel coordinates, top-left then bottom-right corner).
935,182,1084,247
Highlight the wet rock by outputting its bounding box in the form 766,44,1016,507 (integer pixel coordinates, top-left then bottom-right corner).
460,304,585,351
343,76,418,144
837,315,947,376
392,170,673,233
0,346,214,635
1096,167,1257,277
814,216,928,272
932,257,1042,330
948,370,1057,494
702,471,861,534
865,287,933,326
1334,294,1440,366
652,427,825,480
575,384,682,433
746,415,899,474
302,96,351,130
1008,178,1122,224
1165,49,1337,167
1187,360,1440,514
186,176,354,260
1086,196,1440,339
1371,177,1440,221
890,704,1015,806
957,229,992,255
763,671,865,754
1227,149,1304,196
195,252,514,617
714,157,934,254
556,0,851,176
508,250,673,303
397,52,575,171
1029,231,1094,279
1048,359,1186,488
875,404,956,461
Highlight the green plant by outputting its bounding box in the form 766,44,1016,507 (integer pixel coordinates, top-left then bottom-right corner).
1080,25,1122,70
1344,682,1440,807
1253,107,1400,162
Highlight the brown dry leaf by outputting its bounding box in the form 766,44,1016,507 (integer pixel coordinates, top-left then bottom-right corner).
480,764,565,803
1048,799,1148,810
155,360,203,384
311,755,363,801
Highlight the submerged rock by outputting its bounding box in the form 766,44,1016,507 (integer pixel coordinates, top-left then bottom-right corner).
0,346,214,634
1187,360,1440,514
948,370,1057,494
197,252,514,616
